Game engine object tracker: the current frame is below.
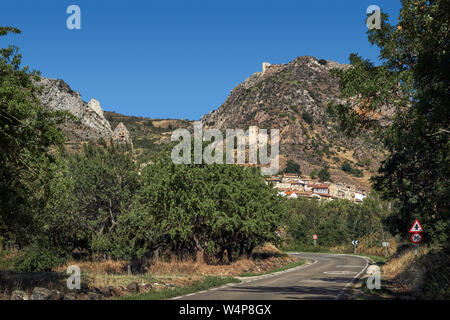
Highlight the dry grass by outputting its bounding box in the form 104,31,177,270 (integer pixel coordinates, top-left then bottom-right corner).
330,235,398,257
380,246,431,296
51,243,294,295
55,259,128,275
146,243,292,277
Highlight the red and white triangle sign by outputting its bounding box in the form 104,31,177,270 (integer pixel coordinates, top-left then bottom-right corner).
409,219,424,233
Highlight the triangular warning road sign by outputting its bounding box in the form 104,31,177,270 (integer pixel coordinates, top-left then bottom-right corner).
409,219,424,233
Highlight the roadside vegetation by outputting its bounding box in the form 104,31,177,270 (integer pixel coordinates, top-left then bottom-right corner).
283,194,392,250
119,276,240,300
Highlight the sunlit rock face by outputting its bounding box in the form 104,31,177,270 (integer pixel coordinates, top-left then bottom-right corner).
35,78,113,141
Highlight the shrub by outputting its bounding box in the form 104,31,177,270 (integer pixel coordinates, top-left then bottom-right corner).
341,161,364,177
14,245,68,272
310,168,318,179
318,166,331,182
302,111,314,125
341,161,353,173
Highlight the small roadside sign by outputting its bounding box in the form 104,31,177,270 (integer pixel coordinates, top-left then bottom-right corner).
411,233,422,244
352,240,359,254
312,234,318,247
409,219,424,233
382,242,390,257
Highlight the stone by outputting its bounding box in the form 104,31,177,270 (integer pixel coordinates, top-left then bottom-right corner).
366,265,381,275
110,287,122,297
30,287,52,300
47,290,65,300
63,293,77,300
138,283,152,292
10,290,28,300
126,282,140,292
100,286,113,297
88,293,102,300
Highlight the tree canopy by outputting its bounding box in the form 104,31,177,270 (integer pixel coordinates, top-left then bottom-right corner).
328,0,449,245
0,27,69,246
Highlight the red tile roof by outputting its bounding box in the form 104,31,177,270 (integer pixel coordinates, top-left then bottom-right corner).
313,184,330,189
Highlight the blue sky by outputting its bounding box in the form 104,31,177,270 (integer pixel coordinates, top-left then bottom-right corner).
0,0,401,120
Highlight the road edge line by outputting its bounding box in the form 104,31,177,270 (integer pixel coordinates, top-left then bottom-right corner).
169,258,318,300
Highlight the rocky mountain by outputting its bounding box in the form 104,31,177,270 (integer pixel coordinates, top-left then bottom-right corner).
35,78,113,142
34,57,388,188
201,56,388,188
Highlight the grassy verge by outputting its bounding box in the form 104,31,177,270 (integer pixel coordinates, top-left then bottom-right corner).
357,254,387,266
117,276,240,300
354,275,399,300
239,259,305,277
281,244,332,253
281,245,387,265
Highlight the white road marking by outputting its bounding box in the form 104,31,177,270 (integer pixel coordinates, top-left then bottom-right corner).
323,271,358,275
170,258,318,300
335,255,370,300
335,265,364,267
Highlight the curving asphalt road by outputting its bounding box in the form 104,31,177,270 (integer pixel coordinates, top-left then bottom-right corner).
173,253,369,300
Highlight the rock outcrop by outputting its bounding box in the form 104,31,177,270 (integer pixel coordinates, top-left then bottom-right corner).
112,122,133,146
35,78,113,141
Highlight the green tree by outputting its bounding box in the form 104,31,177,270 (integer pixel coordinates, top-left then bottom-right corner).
317,165,331,182
130,144,285,264
329,0,449,245
67,141,139,257
286,193,391,248
283,159,301,175
302,111,314,125
310,168,318,179
0,27,69,246
341,161,363,177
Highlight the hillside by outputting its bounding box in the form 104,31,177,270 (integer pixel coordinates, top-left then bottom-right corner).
104,111,192,159
201,56,390,188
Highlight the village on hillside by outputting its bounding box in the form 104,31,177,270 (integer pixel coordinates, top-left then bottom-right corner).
265,173,367,203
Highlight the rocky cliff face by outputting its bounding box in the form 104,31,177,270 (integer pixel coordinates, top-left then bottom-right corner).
202,56,388,187
36,78,113,141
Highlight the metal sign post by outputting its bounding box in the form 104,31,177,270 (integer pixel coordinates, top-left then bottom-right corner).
409,219,423,263
415,244,418,262
312,234,318,248
382,242,389,257
352,240,359,254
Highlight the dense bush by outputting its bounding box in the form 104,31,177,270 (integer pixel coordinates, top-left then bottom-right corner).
283,160,301,175
14,245,68,272
36,141,286,266
302,111,313,125
120,146,286,263
318,165,331,182
341,161,363,177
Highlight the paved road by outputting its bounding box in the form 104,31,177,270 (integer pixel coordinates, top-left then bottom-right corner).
174,253,369,300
